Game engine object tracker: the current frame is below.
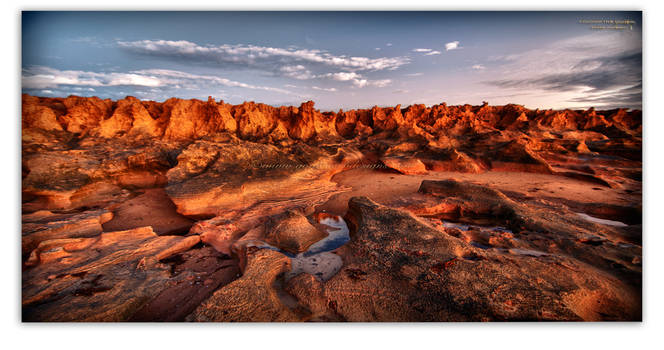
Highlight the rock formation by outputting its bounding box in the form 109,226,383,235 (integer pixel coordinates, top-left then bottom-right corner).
21,94,642,321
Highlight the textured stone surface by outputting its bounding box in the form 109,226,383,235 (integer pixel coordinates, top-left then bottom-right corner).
129,246,240,322
265,211,328,254
22,209,113,255
319,196,640,321
102,188,194,235
22,227,201,321
381,157,428,175
21,94,641,322
188,248,298,322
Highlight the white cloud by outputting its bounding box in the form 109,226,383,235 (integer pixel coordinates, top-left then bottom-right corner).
320,72,363,81
487,54,519,62
279,65,314,80
445,41,460,51
386,43,393,47
472,64,486,70
413,48,440,56
22,66,163,89
311,86,337,92
134,69,293,94
373,79,392,87
354,79,391,88
115,40,410,90
483,31,642,109
118,40,410,73
22,66,293,95
353,79,369,88
375,48,381,51
485,32,640,85
405,72,423,77
317,72,389,88
41,90,54,94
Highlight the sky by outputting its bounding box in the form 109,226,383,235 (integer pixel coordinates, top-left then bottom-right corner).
21,11,642,111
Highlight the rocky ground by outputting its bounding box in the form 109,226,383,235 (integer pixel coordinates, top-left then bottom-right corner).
21,94,642,321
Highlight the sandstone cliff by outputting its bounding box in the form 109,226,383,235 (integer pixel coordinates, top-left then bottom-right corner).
22,94,641,143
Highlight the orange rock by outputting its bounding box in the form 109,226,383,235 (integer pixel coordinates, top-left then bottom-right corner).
381,157,428,175
189,221,240,255
102,188,193,235
60,95,112,134
289,101,316,141
96,96,161,138
265,210,328,254
20,94,641,147
234,101,277,140
162,97,237,140
22,209,113,255
22,94,63,131
188,248,298,322
22,227,202,321
20,94,642,321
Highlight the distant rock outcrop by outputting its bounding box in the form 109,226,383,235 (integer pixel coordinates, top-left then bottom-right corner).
22,94,642,143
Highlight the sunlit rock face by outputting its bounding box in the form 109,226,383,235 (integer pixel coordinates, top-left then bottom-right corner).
21,94,641,321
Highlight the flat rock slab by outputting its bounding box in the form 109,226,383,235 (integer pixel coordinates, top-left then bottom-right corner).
22,227,200,321
103,188,194,235
22,209,113,256
381,157,428,175
130,246,241,322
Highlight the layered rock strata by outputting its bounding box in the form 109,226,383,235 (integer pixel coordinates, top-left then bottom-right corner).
21,95,641,321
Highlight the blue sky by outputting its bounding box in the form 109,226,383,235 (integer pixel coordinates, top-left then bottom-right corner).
22,11,642,110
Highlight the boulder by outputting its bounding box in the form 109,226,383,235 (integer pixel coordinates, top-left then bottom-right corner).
265,211,328,254
381,157,428,175
188,248,298,322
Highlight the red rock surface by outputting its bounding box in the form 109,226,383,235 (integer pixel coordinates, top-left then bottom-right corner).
265,210,328,254
21,94,641,321
187,248,299,322
22,227,201,321
320,196,639,321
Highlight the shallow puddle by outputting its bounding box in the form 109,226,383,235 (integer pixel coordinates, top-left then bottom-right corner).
428,217,513,234
285,252,343,281
286,215,349,281
576,212,628,227
508,248,549,257
251,214,350,282
304,215,350,256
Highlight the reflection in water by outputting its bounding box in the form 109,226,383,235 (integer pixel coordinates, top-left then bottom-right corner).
576,212,628,227
435,218,513,234
304,216,350,256
508,248,549,257
286,215,349,282
251,215,350,282
286,252,343,282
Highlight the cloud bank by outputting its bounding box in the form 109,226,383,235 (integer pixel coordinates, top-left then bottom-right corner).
22,66,293,95
484,32,641,109
117,40,406,89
